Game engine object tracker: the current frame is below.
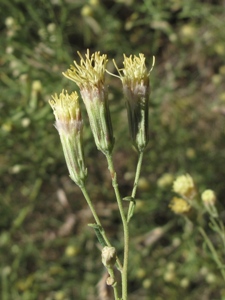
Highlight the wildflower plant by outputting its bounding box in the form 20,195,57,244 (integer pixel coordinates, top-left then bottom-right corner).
170,174,225,281
49,50,154,299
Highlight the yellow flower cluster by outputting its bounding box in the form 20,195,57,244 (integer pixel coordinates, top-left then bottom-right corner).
169,197,191,215
49,90,80,124
173,174,196,199
63,50,108,89
113,54,153,90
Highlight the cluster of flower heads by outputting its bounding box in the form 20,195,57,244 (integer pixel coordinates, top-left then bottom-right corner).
169,173,217,217
49,49,154,185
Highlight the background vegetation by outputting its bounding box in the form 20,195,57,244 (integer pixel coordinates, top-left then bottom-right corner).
1,0,225,299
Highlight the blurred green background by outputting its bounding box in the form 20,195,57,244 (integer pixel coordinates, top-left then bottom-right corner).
1,0,225,299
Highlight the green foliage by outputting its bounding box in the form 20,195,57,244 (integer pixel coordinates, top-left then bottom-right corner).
1,0,225,299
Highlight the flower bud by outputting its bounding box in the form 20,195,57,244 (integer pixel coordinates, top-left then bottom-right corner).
106,276,115,286
49,90,87,186
101,246,117,268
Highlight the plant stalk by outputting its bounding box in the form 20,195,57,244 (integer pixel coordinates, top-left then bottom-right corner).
106,154,129,300
79,184,123,271
198,226,225,281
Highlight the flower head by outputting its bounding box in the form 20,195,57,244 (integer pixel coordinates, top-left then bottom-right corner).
49,90,82,134
173,174,196,199
63,50,107,90
115,54,152,91
157,173,174,188
49,90,87,186
201,189,216,206
201,189,218,217
113,54,154,152
63,50,114,155
169,197,191,215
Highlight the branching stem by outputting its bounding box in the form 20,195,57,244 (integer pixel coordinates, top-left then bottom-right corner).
79,184,123,271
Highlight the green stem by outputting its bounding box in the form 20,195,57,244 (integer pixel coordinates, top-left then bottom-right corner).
2,269,9,300
218,220,225,251
210,217,225,252
198,227,225,281
79,184,123,271
108,267,120,300
127,151,144,223
106,154,129,300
